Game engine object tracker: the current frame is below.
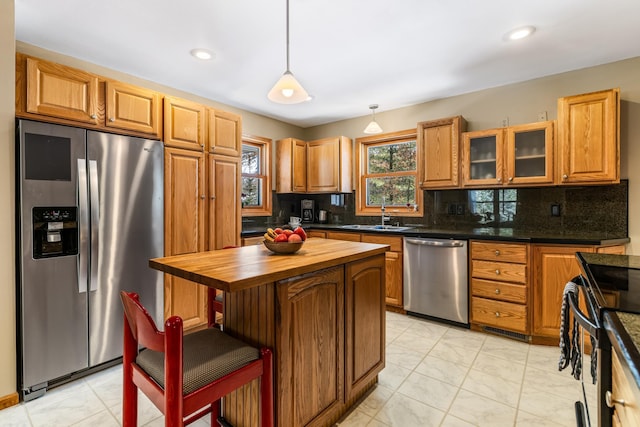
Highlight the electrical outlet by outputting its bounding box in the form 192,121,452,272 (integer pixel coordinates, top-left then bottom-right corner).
456,204,465,215
551,204,561,217
537,111,548,121
447,204,456,215
501,117,509,127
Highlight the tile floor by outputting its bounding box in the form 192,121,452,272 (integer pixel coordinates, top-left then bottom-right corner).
0,312,596,426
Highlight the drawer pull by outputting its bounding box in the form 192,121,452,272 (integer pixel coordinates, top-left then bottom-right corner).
495,289,500,295
495,312,500,317
606,391,625,408
495,269,500,275
495,250,500,256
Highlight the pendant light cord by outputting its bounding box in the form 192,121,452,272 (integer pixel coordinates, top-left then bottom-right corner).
286,0,291,72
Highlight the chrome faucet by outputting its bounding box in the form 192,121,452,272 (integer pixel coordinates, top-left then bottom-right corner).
381,197,391,227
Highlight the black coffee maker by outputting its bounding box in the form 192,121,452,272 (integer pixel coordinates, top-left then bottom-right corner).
301,199,314,223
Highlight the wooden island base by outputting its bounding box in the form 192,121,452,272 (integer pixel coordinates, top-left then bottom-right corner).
150,239,388,427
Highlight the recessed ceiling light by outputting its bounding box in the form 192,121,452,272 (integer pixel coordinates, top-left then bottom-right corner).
504,26,536,41
190,48,214,60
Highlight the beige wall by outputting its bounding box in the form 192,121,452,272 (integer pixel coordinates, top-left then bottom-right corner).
2,12,639,402
0,0,15,400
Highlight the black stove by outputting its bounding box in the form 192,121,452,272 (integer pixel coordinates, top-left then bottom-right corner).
578,252,640,314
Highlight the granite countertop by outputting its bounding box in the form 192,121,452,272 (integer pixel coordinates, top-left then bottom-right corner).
242,223,629,246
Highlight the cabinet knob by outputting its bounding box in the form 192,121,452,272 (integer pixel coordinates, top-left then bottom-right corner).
495,250,500,256
508,177,513,182
563,174,568,180
495,289,500,295
496,178,502,183
109,117,115,122
210,195,216,200
495,312,501,317
606,391,625,408
200,195,206,200
495,269,500,275
90,114,97,119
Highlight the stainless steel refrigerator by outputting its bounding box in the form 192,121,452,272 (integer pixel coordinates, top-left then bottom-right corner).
16,119,164,401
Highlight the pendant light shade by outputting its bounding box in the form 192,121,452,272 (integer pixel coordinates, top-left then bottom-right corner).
364,104,383,134
268,0,309,104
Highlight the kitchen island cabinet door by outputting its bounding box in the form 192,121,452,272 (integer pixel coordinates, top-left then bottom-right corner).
345,255,385,401
163,147,207,330
558,88,620,184
276,266,345,427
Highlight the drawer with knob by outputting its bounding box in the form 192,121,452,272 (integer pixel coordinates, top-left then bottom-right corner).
471,278,526,304
471,296,527,333
470,241,527,263
471,260,527,284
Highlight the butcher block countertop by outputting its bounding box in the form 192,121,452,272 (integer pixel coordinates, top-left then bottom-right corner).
149,237,389,292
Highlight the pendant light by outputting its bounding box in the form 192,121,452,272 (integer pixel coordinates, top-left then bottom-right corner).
268,0,309,104
363,104,383,134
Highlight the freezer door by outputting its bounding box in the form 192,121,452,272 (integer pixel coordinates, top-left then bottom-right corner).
87,131,164,366
17,120,89,391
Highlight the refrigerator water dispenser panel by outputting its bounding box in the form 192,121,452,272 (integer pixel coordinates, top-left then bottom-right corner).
32,207,78,258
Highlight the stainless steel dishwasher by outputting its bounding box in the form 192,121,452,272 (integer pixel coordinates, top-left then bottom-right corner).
403,237,469,326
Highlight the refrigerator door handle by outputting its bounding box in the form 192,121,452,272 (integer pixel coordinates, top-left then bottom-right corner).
89,160,100,292
77,159,88,294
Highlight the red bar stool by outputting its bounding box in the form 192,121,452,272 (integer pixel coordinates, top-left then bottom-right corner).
120,291,273,427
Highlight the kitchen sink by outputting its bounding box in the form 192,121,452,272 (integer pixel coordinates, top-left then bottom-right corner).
340,224,414,232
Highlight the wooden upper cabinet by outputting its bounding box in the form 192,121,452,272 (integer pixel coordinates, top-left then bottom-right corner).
307,136,352,193
462,121,554,187
505,121,554,186
557,88,620,184
25,57,99,124
462,128,505,187
208,154,241,250
418,116,466,189
276,138,307,193
208,110,242,157
105,81,162,137
163,96,206,151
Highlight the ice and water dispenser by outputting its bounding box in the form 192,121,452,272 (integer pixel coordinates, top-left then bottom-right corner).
32,207,78,258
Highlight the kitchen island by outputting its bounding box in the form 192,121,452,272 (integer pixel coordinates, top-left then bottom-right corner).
150,238,389,427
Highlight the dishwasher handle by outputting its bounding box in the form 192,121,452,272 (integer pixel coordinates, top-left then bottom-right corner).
405,238,466,248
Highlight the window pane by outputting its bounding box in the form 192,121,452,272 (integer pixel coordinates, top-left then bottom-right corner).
242,145,260,174
242,177,262,206
367,141,416,173
366,176,416,206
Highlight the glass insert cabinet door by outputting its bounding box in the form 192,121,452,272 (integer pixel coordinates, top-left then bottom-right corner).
505,121,554,185
462,128,504,186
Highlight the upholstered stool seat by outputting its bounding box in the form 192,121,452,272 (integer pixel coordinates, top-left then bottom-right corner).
136,328,259,395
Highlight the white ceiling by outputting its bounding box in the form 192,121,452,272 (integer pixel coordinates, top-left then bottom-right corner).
14,0,640,128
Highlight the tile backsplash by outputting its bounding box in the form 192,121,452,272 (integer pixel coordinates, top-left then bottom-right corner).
243,180,628,237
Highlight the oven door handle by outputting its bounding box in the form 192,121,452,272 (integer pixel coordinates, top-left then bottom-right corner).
567,289,599,337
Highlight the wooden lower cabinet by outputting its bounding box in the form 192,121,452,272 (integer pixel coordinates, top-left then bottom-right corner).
345,255,385,400
470,240,530,334
612,347,640,426
242,235,264,246
277,266,345,427
531,244,625,343
361,234,403,310
306,230,327,239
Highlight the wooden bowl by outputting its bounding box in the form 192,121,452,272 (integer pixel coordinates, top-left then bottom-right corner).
263,239,304,254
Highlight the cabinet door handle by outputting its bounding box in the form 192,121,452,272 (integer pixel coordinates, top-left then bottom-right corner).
495,269,500,275
200,195,206,200
495,312,501,317
495,289,500,295
508,177,513,182
495,250,500,256
109,117,115,122
606,391,625,407
210,195,216,200
90,114,97,119
496,178,502,183
563,174,568,180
